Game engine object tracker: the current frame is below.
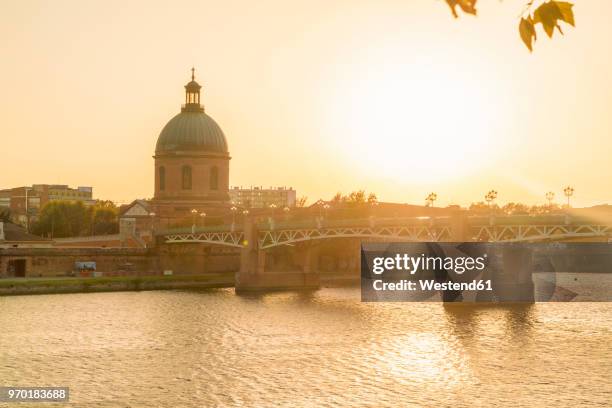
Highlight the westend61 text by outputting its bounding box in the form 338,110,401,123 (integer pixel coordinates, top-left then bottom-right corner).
372,279,493,292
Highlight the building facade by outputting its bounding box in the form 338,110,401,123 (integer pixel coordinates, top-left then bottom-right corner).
151,70,231,224
0,184,94,226
229,186,296,208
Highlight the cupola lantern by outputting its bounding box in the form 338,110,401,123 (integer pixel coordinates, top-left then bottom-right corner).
183,67,204,113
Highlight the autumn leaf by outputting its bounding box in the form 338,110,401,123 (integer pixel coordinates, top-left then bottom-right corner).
520,1,575,51
519,17,537,52
534,2,561,37
445,0,477,18
555,1,575,26
442,0,575,52
532,1,575,38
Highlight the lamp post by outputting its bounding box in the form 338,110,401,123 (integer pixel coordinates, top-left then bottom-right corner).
200,212,206,228
425,192,437,208
545,192,555,209
485,190,498,223
369,198,379,227
24,187,30,233
268,203,277,229
191,208,198,233
230,206,237,231
485,190,498,208
50,212,55,240
242,209,249,225
13,188,32,232
283,206,290,222
315,199,325,219
370,198,379,216
323,203,330,218
149,212,156,247
563,186,574,208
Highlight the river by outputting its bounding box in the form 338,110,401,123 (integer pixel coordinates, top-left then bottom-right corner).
0,288,610,407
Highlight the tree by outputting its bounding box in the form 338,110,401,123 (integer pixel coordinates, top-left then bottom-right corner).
296,196,308,207
469,201,501,215
530,203,563,215
331,192,343,204
31,200,119,238
94,200,117,210
367,193,378,204
347,190,367,204
0,208,11,223
445,0,575,52
502,202,530,215
327,191,377,206
32,201,90,238
90,201,119,235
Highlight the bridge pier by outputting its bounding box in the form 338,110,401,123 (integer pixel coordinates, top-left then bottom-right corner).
450,210,469,241
235,218,320,293
494,245,535,302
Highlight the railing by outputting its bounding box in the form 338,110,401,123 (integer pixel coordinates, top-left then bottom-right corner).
158,214,612,247
54,234,122,243
156,216,446,236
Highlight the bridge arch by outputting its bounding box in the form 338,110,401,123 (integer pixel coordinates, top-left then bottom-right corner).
164,231,245,248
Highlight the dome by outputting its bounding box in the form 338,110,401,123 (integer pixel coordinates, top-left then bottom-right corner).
155,111,228,154
185,80,201,91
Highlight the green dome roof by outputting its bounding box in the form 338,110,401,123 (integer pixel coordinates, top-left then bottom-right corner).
155,111,228,154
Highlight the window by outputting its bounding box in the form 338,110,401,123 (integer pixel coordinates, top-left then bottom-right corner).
182,165,192,190
159,166,166,191
210,166,219,190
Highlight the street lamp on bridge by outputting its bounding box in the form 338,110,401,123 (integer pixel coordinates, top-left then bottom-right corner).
485,190,498,208
545,191,555,208
315,199,325,219
323,203,330,219
563,186,574,208
369,198,379,218
230,206,237,226
191,208,198,233
200,212,206,228
268,204,278,229
425,192,437,208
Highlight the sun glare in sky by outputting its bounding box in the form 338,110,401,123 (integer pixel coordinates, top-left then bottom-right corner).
328,58,498,182
1,1,611,206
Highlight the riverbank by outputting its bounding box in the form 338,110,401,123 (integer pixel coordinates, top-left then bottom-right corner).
0,273,235,296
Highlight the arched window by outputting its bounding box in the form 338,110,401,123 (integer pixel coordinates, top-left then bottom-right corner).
182,165,192,190
210,166,219,190
159,166,166,191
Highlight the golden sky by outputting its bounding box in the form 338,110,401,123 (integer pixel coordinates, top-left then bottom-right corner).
1,0,611,207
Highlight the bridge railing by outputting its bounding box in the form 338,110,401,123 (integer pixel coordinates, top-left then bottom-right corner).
158,216,454,236
257,216,452,231
157,214,612,237
156,224,240,236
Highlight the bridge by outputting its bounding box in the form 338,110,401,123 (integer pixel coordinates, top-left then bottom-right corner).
161,214,612,247
158,213,612,292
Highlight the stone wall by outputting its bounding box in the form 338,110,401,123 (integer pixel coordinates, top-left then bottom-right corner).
157,243,240,275
0,248,156,278
0,244,242,279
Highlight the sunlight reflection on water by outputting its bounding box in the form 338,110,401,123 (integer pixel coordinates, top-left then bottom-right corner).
0,288,610,407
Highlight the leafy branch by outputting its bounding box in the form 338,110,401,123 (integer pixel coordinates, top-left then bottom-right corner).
445,0,576,52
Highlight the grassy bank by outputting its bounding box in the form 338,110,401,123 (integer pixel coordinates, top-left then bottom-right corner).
0,273,235,296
